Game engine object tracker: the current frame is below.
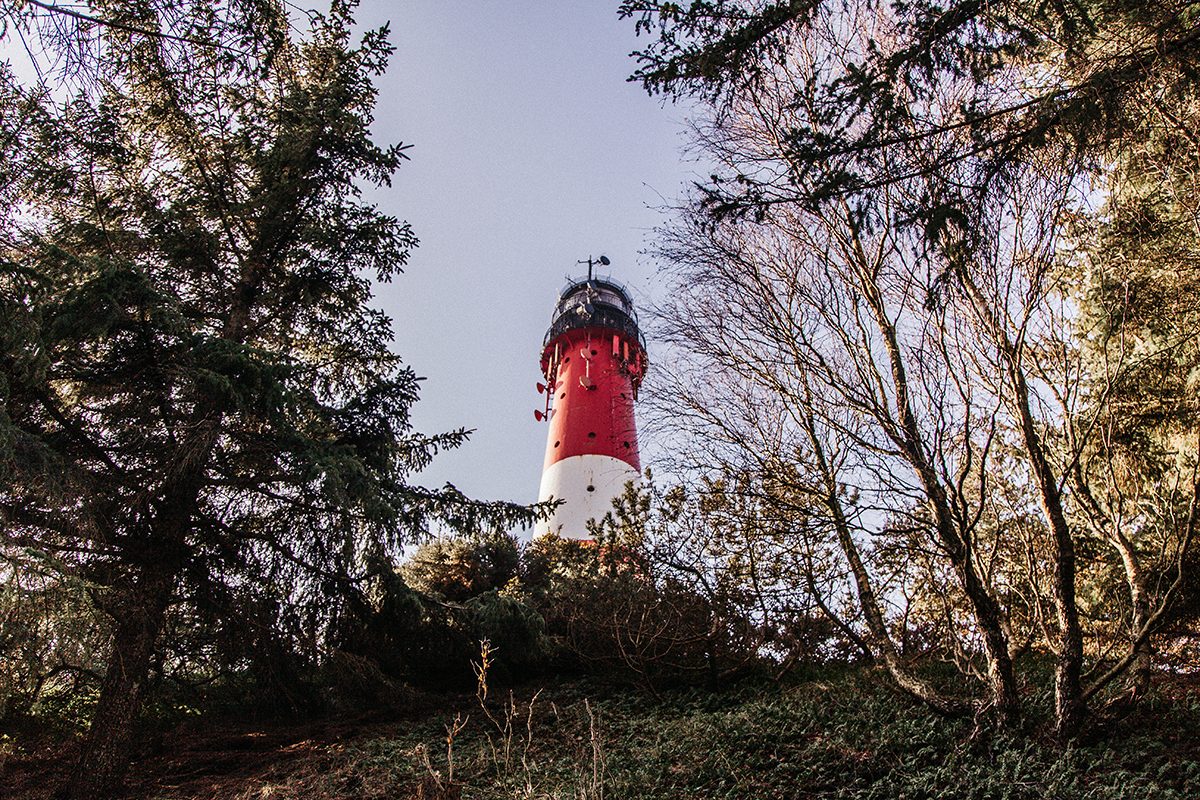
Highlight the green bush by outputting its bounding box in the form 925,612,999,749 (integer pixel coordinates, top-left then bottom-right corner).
332,556,553,693
401,533,520,602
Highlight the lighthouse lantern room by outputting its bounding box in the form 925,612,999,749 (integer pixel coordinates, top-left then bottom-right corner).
535,258,646,539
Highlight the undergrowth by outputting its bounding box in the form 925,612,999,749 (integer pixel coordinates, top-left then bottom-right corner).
136,662,1200,800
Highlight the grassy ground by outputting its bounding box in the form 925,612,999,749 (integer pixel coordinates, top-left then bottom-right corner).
5,668,1199,799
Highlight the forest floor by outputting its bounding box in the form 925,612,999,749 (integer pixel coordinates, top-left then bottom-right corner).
5,668,1200,799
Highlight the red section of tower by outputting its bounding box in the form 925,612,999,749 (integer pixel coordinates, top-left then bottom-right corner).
540,326,644,471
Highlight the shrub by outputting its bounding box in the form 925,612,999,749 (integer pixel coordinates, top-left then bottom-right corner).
401,533,520,602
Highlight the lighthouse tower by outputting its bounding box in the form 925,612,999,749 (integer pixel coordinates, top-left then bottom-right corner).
535,258,647,539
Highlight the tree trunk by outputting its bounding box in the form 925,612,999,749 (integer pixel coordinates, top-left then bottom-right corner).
64,423,211,798
1070,473,1153,701
1017,379,1084,739
65,562,175,799
846,246,1020,723
1110,529,1153,698
955,269,1084,738
798,398,967,715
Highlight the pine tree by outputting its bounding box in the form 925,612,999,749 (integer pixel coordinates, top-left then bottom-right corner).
0,2,533,796
1067,85,1200,698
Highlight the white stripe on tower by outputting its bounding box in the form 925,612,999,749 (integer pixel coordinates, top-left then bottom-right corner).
537,455,640,538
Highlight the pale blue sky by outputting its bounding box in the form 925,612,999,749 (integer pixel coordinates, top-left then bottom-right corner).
358,2,696,514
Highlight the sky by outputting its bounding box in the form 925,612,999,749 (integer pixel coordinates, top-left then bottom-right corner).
353,2,699,519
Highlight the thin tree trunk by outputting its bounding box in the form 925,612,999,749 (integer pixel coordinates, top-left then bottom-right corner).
1014,366,1084,739
827,485,966,714
843,234,1020,722
1107,527,1152,697
956,269,1084,737
1069,470,1153,699
801,565,875,662
797,386,966,714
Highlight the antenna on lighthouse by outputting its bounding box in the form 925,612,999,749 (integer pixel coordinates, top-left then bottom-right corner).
577,255,611,282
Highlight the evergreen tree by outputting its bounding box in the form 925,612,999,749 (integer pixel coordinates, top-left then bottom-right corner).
0,2,533,796
1066,84,1200,696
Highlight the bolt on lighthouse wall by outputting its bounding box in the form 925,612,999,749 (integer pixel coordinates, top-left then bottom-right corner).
534,271,647,539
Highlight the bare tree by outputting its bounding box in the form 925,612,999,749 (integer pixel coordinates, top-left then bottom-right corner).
650,178,1018,717
645,1,1199,736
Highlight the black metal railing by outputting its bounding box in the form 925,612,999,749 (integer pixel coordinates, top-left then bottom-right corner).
543,302,645,351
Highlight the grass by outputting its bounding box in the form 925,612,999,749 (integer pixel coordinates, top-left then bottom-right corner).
5,667,1199,799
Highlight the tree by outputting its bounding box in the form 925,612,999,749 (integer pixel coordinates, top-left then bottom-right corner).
1063,81,1200,699
624,0,1200,738
649,180,1018,719
401,532,521,602
0,2,533,795
620,0,1200,208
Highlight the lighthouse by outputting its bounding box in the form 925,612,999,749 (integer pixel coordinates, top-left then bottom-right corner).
535,258,647,539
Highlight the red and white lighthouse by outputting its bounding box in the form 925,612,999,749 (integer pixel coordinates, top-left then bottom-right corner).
534,259,647,539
